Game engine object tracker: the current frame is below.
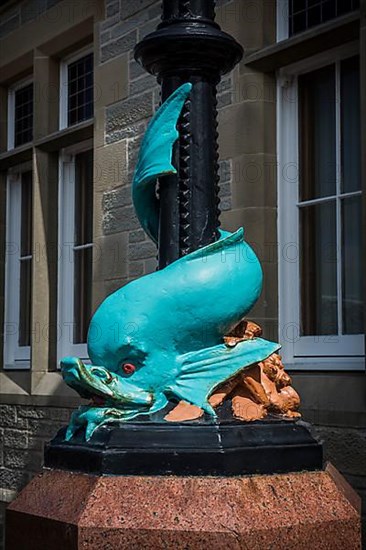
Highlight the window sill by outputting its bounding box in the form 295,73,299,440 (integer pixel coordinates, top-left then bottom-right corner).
0,120,93,166
286,359,365,372
3,363,31,370
244,11,360,72
35,119,94,152
0,143,32,169
0,370,87,407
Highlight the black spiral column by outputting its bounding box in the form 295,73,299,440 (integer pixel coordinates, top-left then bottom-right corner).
134,0,243,268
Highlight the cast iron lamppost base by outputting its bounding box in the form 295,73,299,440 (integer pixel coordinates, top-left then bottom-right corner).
45,417,323,476
44,1,322,477
45,0,323,478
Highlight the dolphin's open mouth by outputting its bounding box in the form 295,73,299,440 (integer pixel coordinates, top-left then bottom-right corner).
60,357,154,409
90,395,107,406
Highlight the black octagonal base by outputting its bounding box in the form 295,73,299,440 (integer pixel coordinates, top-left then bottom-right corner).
44,418,323,477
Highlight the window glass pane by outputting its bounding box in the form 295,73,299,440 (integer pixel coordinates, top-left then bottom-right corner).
74,150,93,246
299,65,336,200
73,247,93,344
300,201,337,335
308,4,321,27
67,53,94,127
342,196,363,334
322,0,336,22
19,259,32,347
73,149,93,345
341,56,361,193
289,0,360,36
19,171,33,347
338,0,359,14
292,0,306,10
292,10,307,34
21,171,32,256
14,83,33,148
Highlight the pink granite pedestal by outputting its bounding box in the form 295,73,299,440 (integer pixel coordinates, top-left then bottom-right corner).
6,463,361,549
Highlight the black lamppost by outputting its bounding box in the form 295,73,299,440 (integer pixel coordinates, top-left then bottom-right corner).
134,0,243,268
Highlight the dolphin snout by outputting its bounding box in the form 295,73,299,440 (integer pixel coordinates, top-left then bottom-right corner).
60,356,154,407
60,357,115,399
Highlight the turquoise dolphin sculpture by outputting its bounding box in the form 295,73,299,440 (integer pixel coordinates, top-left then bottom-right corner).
61,83,280,440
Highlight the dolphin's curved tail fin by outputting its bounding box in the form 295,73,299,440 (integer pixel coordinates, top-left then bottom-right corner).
132,83,192,244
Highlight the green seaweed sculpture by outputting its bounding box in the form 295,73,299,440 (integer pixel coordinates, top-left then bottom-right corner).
61,84,280,440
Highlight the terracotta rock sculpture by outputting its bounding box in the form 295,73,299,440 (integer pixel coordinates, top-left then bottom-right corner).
166,320,301,422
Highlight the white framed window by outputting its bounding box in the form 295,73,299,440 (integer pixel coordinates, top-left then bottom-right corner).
58,141,93,362
277,0,360,42
59,46,94,130
277,42,364,370
4,169,33,369
7,78,33,150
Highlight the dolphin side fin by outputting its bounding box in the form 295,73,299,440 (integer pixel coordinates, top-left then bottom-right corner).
132,83,192,244
148,392,169,414
169,338,280,414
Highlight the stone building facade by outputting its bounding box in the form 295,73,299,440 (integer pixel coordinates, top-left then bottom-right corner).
0,0,365,547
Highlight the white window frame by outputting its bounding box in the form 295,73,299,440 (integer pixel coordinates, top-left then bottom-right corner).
277,0,289,41
58,140,93,363
4,168,32,369
277,41,364,371
7,77,33,151
59,45,94,131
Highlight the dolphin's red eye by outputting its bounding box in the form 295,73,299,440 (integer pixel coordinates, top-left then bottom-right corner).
122,363,136,375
